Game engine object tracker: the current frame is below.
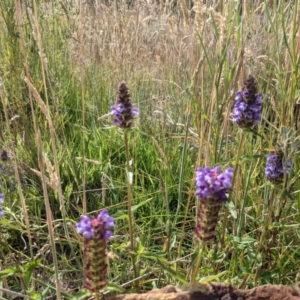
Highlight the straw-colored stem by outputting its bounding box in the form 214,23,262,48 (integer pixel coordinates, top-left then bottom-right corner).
14,0,38,137
37,130,61,300
32,0,49,107
24,77,80,267
23,3,67,219
124,130,139,287
79,0,87,214
0,79,33,258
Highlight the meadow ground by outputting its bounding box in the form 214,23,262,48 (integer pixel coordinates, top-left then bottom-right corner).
0,0,299,299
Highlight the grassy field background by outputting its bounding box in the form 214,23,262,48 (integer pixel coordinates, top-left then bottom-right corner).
0,0,299,299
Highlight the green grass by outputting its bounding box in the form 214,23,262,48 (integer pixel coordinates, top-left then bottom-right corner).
0,0,299,299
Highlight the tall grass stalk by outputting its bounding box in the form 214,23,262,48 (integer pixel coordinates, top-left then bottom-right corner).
0,77,33,258
36,130,61,300
14,0,38,137
79,0,87,215
24,77,78,280
174,104,191,229
24,19,66,219
32,0,49,107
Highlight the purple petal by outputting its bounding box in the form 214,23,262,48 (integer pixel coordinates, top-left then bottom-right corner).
235,92,243,101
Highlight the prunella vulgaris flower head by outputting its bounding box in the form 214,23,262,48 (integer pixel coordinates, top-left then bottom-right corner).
265,151,291,184
76,209,115,292
110,81,138,128
195,167,233,241
233,76,263,128
0,150,10,161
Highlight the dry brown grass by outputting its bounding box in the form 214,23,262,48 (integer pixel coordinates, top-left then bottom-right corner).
66,1,286,77
25,0,299,185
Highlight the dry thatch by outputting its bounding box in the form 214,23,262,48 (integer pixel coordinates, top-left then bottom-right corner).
107,281,300,300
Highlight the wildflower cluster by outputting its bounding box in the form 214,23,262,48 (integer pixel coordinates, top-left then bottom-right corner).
231,76,293,183
195,167,233,242
0,194,3,217
233,76,263,128
265,152,292,184
76,209,114,292
110,81,139,128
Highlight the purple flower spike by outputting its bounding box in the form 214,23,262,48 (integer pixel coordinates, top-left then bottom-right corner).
0,150,10,161
110,81,139,128
195,166,233,242
265,152,291,184
233,76,263,128
76,209,114,292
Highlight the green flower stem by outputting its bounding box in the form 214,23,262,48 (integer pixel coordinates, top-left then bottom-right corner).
174,108,191,227
190,241,206,283
221,130,245,247
253,188,276,284
124,130,139,287
94,292,100,300
240,184,276,288
177,182,194,271
175,107,191,268
259,188,276,248
236,162,252,237
277,148,290,220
